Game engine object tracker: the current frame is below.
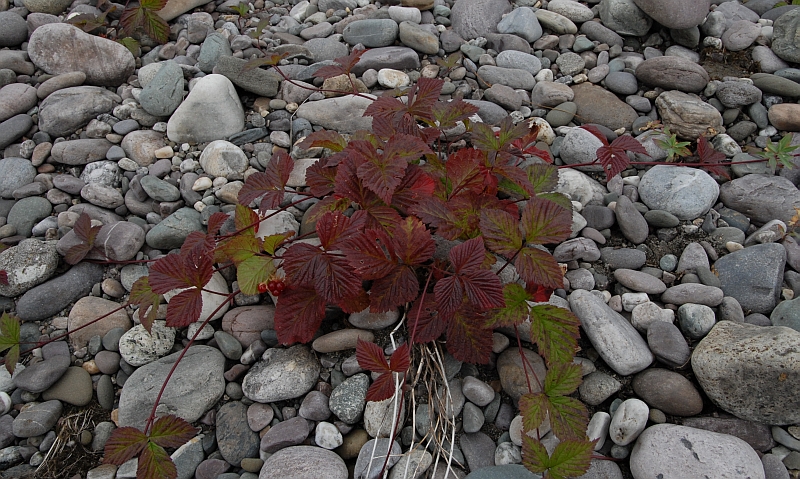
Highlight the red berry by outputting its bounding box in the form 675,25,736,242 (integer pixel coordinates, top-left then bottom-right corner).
257,282,268,293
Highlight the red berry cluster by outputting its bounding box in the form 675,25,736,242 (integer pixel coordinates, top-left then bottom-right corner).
258,277,286,296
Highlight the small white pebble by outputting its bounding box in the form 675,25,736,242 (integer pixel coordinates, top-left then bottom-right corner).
726,241,744,252
192,177,213,191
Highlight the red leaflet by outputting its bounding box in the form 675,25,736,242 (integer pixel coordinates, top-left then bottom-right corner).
104,426,148,466
391,164,435,214
356,338,390,372
366,372,398,402
411,196,466,240
515,247,564,291
138,443,177,479
408,294,446,343
434,237,504,318
447,306,493,364
341,228,398,279
65,213,102,265
392,216,435,266
583,126,649,182
316,211,365,250
696,135,730,179
341,218,433,312
305,161,337,197
237,150,293,213
444,147,486,198
274,286,327,344
207,212,230,236
148,415,196,449
526,163,560,194
313,49,366,80
129,277,160,333
449,236,486,273
364,78,443,139
0,270,6,286
356,339,411,401
165,288,203,328
149,249,213,294
352,136,408,205
368,265,419,312
390,343,411,373
282,243,362,304
479,209,524,257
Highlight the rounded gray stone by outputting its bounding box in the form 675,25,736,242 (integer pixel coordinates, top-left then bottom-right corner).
118,345,225,430
260,446,347,479
638,165,718,221
630,424,764,478
242,345,320,403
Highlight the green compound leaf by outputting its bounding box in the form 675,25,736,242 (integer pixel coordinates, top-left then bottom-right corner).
522,437,593,479
528,304,580,367
520,363,587,443
237,254,277,296
486,283,531,328
0,312,20,375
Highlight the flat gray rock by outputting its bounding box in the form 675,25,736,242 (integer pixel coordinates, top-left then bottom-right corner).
638,165,719,220
657,91,724,141
259,446,347,479
719,174,800,226
0,238,58,297
632,0,710,29
295,95,374,133
568,289,653,375
118,345,225,430
693,321,800,425
714,243,785,314
166,74,244,144
38,86,120,138
27,23,134,86
450,0,511,40
242,345,320,403
630,424,764,479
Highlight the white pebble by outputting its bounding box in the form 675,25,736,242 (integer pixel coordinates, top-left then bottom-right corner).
192,177,213,191
726,241,744,252
587,411,611,450
315,421,343,449
0,391,12,415
609,398,649,446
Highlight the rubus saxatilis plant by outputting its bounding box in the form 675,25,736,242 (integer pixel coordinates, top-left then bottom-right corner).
0,52,600,478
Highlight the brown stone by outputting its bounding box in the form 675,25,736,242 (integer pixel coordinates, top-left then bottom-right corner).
321,74,369,98
570,82,639,131
402,0,434,10
68,296,132,350
768,103,800,132
222,305,275,348
120,130,166,167
311,329,374,353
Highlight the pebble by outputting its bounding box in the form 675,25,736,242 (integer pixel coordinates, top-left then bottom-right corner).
569,290,653,375
630,424,764,479
259,446,348,479
693,321,800,425
0,1,795,477
242,345,320,403
117,345,225,429
631,369,703,416
609,398,649,446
